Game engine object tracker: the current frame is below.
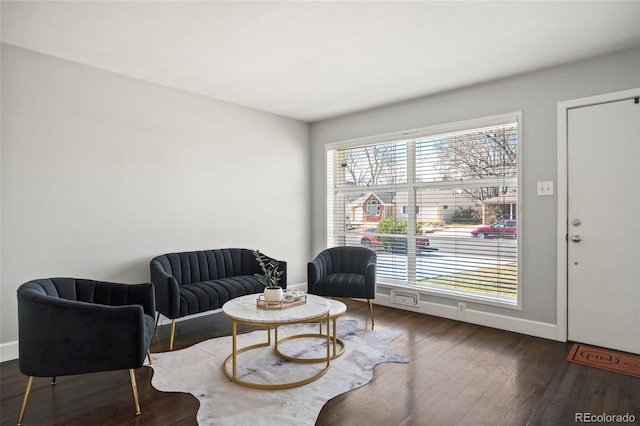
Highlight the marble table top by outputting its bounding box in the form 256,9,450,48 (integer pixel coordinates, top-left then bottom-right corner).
327,299,347,318
222,293,331,324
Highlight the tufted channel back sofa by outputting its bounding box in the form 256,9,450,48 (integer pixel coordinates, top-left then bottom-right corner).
150,248,286,349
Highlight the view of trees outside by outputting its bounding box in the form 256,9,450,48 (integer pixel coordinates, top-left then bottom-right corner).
330,121,519,304
344,142,407,186
434,125,518,203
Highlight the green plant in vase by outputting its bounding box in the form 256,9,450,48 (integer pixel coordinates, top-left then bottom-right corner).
253,249,284,301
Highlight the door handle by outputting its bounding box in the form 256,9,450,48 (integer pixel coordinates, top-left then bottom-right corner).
571,235,582,243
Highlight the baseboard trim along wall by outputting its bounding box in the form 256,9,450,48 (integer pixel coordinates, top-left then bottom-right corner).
1,341,18,363
375,293,558,341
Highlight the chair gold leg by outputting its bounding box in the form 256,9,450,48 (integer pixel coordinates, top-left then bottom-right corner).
169,319,176,350
153,312,160,333
368,299,375,329
147,350,153,365
129,369,141,416
17,376,34,426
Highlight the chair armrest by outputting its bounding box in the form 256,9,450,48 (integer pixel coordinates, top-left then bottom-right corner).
364,263,377,299
120,282,156,317
307,258,325,293
18,296,149,377
150,258,180,318
364,253,377,298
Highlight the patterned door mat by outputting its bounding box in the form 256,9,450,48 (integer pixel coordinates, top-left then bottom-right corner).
567,343,640,379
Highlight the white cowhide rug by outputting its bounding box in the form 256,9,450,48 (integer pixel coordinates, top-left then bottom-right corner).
150,320,407,425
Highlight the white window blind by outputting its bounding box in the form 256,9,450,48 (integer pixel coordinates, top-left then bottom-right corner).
327,115,520,306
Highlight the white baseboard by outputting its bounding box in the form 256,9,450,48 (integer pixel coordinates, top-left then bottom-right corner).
375,293,558,341
1,340,19,363
288,282,308,291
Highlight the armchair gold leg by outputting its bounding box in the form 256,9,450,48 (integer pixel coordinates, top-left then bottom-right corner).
147,350,153,365
169,319,176,350
153,312,160,333
368,299,375,329
17,376,34,426
129,369,141,416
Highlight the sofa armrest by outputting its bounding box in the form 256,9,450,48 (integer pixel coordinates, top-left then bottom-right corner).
278,259,288,289
150,259,180,319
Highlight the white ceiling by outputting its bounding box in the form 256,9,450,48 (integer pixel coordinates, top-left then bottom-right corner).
2,1,639,122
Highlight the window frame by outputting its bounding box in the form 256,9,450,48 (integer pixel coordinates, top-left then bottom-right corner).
325,112,523,310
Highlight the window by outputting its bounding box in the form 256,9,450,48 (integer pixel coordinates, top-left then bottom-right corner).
366,197,381,218
402,206,420,215
327,113,520,307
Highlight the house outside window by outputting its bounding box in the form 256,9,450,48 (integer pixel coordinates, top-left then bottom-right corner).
326,113,521,307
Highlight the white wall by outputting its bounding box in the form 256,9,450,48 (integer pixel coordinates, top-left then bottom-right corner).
0,44,310,359
310,46,640,337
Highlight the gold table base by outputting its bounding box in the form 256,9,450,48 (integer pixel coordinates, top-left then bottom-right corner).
222,313,331,389
275,314,346,362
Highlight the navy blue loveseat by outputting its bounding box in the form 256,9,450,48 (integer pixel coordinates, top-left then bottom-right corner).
150,248,287,349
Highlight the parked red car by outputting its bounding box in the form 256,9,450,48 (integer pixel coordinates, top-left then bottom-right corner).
359,227,383,247
471,220,517,239
359,227,435,252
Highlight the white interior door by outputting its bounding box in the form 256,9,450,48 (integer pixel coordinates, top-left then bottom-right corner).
567,96,640,354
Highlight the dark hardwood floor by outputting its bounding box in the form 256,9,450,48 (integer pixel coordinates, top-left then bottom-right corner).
2,299,638,425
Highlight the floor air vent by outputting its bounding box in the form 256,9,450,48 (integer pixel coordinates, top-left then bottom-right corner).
390,290,420,307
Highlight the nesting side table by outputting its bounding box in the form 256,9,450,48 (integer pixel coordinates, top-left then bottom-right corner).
275,299,347,362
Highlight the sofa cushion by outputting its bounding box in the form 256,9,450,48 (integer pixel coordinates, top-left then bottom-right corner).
179,275,263,316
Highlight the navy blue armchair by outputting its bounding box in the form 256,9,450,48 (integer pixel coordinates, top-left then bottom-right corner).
308,246,377,328
17,278,155,425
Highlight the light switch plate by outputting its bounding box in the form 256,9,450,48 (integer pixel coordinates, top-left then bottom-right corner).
537,181,554,196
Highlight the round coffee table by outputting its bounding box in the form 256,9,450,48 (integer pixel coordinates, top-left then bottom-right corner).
222,293,331,389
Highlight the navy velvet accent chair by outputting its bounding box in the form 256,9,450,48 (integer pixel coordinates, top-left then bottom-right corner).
308,246,377,328
16,278,156,425
150,248,287,350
